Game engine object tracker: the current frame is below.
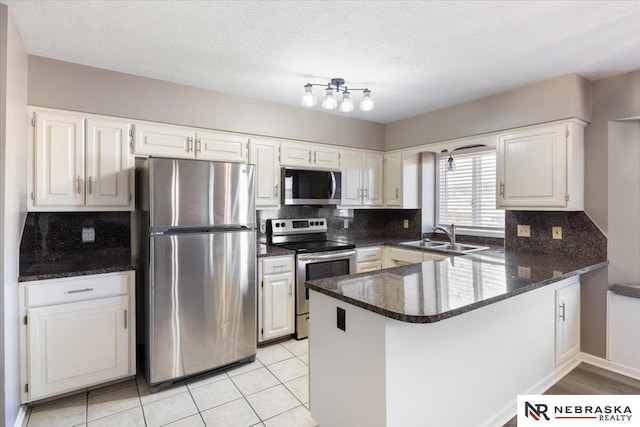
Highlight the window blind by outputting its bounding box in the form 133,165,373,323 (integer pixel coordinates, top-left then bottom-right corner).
437,148,504,233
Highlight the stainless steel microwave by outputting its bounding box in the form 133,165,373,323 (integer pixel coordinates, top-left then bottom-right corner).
282,168,341,205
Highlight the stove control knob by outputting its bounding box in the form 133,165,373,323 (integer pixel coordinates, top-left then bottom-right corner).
274,223,280,228
320,221,324,225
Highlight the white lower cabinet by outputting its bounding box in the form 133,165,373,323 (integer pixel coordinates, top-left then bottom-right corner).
356,247,383,273
555,279,580,366
20,271,135,403
607,292,640,371
259,256,295,343
383,246,448,268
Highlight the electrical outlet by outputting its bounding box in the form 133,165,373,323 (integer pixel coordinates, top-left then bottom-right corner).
81,227,95,243
517,266,531,279
553,270,563,278
403,219,409,229
552,226,562,240
517,224,531,237
344,219,349,229
337,307,346,331
260,220,266,234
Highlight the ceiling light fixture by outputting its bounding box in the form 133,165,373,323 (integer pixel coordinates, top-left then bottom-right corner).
302,78,374,113
442,149,456,172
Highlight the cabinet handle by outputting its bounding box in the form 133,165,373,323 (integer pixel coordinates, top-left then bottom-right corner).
364,188,368,199
197,137,202,153
76,176,82,194
187,137,193,153
289,281,292,297
272,264,287,269
273,184,278,197
314,151,317,164
559,303,566,321
308,150,312,163
67,287,93,294
499,182,505,197
395,188,399,199
124,309,128,329
87,176,92,195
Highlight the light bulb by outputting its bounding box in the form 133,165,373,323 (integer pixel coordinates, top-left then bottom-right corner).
359,89,374,111
339,91,353,112
322,87,337,110
301,84,316,107
447,155,456,172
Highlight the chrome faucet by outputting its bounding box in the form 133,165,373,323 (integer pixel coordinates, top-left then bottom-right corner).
433,224,456,245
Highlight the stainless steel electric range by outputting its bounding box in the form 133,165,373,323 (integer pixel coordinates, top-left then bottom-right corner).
267,218,356,339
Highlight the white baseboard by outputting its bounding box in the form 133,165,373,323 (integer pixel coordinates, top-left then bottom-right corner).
480,353,582,427
581,352,640,381
14,404,28,427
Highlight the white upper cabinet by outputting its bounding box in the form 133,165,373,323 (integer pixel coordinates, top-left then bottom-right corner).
384,151,420,209
249,138,281,208
196,130,248,163
86,119,132,207
339,149,383,207
32,111,85,207
496,120,585,210
133,122,194,158
280,141,340,169
29,109,133,211
133,122,249,163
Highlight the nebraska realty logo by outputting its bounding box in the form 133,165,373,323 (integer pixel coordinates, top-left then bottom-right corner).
518,395,639,426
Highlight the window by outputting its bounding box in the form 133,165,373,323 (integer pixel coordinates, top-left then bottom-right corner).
437,147,504,237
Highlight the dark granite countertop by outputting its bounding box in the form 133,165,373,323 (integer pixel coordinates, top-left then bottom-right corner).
257,244,295,258
612,284,640,299
350,237,413,248
19,252,134,282
307,249,607,323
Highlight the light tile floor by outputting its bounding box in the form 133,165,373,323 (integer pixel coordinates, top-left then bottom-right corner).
24,339,316,427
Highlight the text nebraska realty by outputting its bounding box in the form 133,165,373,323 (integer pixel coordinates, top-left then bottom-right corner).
527,402,633,421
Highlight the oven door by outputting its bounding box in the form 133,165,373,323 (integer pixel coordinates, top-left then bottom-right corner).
296,249,356,328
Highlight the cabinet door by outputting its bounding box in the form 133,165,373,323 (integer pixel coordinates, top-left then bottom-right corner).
280,142,312,167
27,296,130,401
86,119,132,208
340,150,363,207
196,130,248,163
261,271,295,342
555,281,580,365
497,124,567,208
33,111,85,207
607,292,640,370
363,152,384,206
384,153,402,206
313,146,340,169
133,122,195,158
249,139,281,208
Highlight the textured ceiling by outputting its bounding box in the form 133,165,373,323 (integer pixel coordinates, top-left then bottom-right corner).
3,0,640,124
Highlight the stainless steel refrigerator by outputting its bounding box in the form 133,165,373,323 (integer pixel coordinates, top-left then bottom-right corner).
136,157,256,389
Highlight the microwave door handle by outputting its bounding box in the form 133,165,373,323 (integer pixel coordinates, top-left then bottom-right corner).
330,172,337,199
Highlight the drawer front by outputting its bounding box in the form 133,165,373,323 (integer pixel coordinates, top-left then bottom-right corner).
387,247,424,264
356,246,382,262
356,260,382,273
262,256,294,275
25,272,132,307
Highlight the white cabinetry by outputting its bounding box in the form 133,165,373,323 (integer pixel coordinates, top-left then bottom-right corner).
29,109,133,211
20,271,135,402
133,122,249,163
259,256,295,342
340,149,383,207
497,120,585,210
383,246,448,268
384,151,420,208
607,292,640,373
356,247,383,273
280,141,340,169
555,279,580,366
249,138,281,208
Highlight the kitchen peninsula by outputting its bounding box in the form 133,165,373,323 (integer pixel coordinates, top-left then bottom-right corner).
306,249,607,427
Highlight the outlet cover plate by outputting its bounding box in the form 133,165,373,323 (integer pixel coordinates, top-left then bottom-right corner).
81,227,95,243
403,219,409,229
517,224,530,237
552,226,562,240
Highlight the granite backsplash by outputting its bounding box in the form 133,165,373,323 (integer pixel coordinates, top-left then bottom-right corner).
257,207,422,242
20,212,131,265
505,210,606,259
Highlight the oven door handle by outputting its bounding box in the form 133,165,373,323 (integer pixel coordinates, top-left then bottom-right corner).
298,250,356,262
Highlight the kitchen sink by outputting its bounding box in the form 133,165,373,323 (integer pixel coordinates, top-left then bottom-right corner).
400,240,489,254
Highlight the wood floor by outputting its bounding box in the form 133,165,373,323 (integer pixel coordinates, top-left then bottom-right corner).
504,363,640,426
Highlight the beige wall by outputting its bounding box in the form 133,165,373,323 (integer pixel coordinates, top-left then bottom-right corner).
385,74,591,151
0,4,28,425
27,56,385,151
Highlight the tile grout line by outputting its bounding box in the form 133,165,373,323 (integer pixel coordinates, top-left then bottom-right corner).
183,377,208,427
226,375,263,424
